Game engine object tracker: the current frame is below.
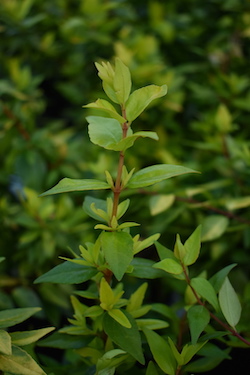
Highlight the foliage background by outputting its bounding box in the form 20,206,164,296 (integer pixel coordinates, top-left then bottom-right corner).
0,0,250,373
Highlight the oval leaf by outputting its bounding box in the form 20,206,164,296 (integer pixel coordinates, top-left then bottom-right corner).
190,278,219,311
127,164,199,189
219,277,242,328
187,305,210,344
201,215,229,242
0,308,41,329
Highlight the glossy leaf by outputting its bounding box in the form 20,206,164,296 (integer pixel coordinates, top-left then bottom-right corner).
0,330,11,355
143,328,176,375
34,261,97,284
0,345,46,375
187,305,210,344
101,231,133,281
191,278,219,311
127,164,199,189
103,311,144,364
126,84,168,121
0,308,41,329
10,327,55,347
40,178,109,197
219,277,242,328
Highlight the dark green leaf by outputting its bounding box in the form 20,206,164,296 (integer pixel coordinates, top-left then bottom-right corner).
0,308,41,329
187,305,210,344
34,261,97,284
130,258,166,279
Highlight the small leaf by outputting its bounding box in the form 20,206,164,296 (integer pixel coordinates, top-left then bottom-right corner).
113,58,131,104
101,231,133,281
201,215,229,241
153,258,183,275
209,264,237,293
10,327,55,347
215,104,232,133
0,330,11,355
34,261,97,284
130,258,166,279
126,84,168,121
190,278,219,311
128,164,199,189
40,178,109,197
143,328,176,375
181,341,208,365
187,305,210,344
136,319,169,330
83,99,126,123
183,225,202,266
219,277,242,328
108,309,131,328
0,308,41,329
149,194,175,216
103,311,144,364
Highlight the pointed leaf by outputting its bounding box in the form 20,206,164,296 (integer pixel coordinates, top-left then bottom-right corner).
40,178,109,197
103,311,144,364
126,85,168,121
84,99,126,123
0,345,46,375
187,305,210,344
181,341,208,365
0,330,11,355
146,361,159,375
127,164,199,189
115,131,159,152
0,308,41,329
183,225,202,266
87,116,122,150
143,328,176,375
113,58,131,104
10,327,55,346
209,264,237,293
201,215,229,241
34,261,97,284
219,277,242,328
108,309,131,328
101,231,133,281
191,278,219,311
130,258,166,279
153,258,183,275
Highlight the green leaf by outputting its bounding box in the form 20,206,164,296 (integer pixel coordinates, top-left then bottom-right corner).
113,58,131,104
83,196,107,222
143,328,176,375
10,327,55,346
87,116,122,150
185,344,231,372
149,194,175,216
108,309,131,328
40,178,110,197
146,361,159,375
183,225,202,266
0,330,11,355
190,278,219,311
83,99,126,123
153,258,183,275
126,84,168,122
96,349,128,375
187,305,210,344
127,164,199,189
136,319,169,330
101,231,133,281
219,277,242,328
115,131,159,152
201,215,229,241
181,341,208,365
34,261,97,284
103,311,144,364
0,345,46,375
209,264,237,293
0,308,41,329
130,258,166,279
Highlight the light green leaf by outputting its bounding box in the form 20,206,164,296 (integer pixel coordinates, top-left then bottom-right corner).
181,341,208,365
127,164,199,189
114,58,131,104
133,233,160,255
136,319,169,330
209,264,237,293
146,361,159,375
40,178,110,197
0,345,46,375
201,215,229,242
10,327,55,347
96,349,127,375
190,278,219,311
149,194,175,216
87,116,122,150
0,330,11,355
215,104,232,133
143,328,176,375
187,305,210,344
83,196,107,222
108,309,131,328
0,308,41,329
126,85,168,122
83,99,126,123
101,231,133,281
126,282,148,313
34,261,97,284
153,258,183,275
219,277,242,328
225,196,250,210
115,131,159,152
183,225,202,266
103,311,144,364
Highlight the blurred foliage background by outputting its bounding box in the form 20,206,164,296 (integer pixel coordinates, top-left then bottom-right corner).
0,0,250,373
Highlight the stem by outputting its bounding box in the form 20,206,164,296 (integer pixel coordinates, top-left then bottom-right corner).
183,266,250,346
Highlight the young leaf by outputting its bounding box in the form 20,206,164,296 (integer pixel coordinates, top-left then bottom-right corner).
0,330,11,355
103,311,144,364
153,258,183,275
87,116,122,150
143,328,176,375
0,308,41,329
219,277,242,329
40,178,110,197
96,349,128,375
181,341,208,365
83,99,126,123
126,84,168,121
34,261,97,284
187,305,210,344
127,164,199,189
101,231,133,281
130,258,166,279
108,309,131,328
113,58,131,104
190,278,219,311
183,225,202,266
0,345,46,375
10,327,55,346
